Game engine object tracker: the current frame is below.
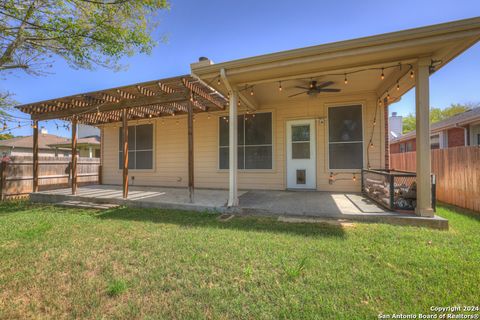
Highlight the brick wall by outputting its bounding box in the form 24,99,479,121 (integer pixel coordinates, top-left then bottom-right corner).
447,127,466,147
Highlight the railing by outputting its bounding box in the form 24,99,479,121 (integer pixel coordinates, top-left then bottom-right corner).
0,156,100,200
361,169,436,212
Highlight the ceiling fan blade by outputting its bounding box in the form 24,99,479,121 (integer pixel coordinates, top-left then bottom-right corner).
288,91,307,98
319,88,341,92
316,81,334,89
294,86,310,90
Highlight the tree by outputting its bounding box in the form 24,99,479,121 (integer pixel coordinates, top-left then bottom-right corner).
0,0,169,117
402,103,477,133
0,133,14,140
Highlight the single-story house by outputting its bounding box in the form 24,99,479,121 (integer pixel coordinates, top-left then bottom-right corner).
390,107,480,153
0,128,100,158
15,17,480,218
49,135,101,158
0,129,71,157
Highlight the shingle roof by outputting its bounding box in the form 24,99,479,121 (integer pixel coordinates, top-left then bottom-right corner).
390,107,480,144
0,134,70,150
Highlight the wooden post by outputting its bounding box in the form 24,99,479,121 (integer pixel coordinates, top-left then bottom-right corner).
383,97,390,170
33,120,39,193
71,117,78,195
415,58,434,217
227,90,239,207
122,109,129,199
0,160,7,200
188,97,194,203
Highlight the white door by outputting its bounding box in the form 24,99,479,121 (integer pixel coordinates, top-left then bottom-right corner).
286,119,316,189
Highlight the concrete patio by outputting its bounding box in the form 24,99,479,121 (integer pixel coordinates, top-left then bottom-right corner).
30,185,448,229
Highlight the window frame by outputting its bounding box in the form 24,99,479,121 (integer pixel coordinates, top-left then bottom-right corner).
326,102,365,172
217,111,275,171
117,122,155,172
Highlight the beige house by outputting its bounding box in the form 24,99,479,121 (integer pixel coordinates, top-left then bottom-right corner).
16,18,480,219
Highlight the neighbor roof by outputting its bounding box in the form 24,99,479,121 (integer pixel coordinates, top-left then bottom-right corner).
0,134,70,150
49,135,100,148
390,107,480,144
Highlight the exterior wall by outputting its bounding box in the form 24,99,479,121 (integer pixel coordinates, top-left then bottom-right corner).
0,147,69,157
390,138,416,154
101,92,383,192
447,127,466,147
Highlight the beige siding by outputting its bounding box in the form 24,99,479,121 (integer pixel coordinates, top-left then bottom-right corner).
101,92,383,192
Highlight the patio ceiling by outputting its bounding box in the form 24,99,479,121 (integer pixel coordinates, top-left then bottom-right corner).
15,75,227,125
192,17,480,106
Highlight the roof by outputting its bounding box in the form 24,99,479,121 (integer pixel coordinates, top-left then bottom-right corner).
191,17,480,105
15,75,227,125
390,107,480,144
49,135,100,147
0,134,70,150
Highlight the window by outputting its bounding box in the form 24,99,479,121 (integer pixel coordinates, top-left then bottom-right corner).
119,124,153,170
399,143,405,153
219,112,272,169
477,134,480,146
328,105,363,169
406,142,414,152
430,134,440,149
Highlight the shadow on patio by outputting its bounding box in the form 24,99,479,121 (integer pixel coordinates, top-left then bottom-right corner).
93,206,348,239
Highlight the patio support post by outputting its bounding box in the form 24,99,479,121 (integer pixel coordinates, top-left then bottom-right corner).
122,108,129,199
32,120,39,192
187,96,194,203
414,58,434,217
71,117,78,195
383,97,390,170
228,90,239,207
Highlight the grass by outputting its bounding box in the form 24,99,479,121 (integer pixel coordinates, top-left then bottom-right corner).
0,201,478,319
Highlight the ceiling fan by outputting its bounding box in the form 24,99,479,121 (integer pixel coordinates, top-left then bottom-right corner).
288,80,341,98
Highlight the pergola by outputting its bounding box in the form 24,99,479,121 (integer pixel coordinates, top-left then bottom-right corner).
16,75,227,201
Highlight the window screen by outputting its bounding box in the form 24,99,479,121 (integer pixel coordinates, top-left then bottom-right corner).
219,113,272,169
328,105,363,169
119,124,153,169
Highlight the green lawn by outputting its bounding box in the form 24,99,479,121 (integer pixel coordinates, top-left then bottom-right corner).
0,202,478,319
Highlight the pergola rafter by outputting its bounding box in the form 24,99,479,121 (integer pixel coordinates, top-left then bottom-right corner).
15,75,227,202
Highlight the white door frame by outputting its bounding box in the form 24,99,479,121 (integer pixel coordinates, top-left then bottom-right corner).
286,119,316,189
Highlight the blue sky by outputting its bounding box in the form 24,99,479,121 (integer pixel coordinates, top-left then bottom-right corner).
2,0,480,137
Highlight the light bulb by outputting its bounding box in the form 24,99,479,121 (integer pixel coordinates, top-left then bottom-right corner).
381,68,385,80
278,81,282,92
250,88,254,96
410,70,414,78
344,74,348,84
396,82,400,91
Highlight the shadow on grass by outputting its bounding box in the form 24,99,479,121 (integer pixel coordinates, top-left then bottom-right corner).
0,200,45,216
94,207,346,238
437,202,480,222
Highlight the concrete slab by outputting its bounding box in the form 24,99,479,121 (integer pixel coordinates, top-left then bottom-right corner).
30,185,448,230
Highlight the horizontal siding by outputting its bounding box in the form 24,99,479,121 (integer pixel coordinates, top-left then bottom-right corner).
101,92,384,192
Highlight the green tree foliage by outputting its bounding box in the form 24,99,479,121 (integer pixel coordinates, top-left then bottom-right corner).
402,103,477,133
0,133,14,140
0,0,169,115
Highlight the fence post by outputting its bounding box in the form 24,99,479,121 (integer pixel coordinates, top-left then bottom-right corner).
98,164,102,185
0,161,6,200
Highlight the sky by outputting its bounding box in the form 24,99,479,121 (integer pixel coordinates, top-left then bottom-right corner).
2,0,480,137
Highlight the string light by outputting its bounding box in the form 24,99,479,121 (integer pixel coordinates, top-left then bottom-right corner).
370,142,374,148
250,87,254,96
17,122,21,128
2,121,7,131
352,174,356,182
96,107,100,116
278,81,282,92
381,68,385,80
396,81,400,91
344,74,348,85
217,78,221,86
410,70,414,78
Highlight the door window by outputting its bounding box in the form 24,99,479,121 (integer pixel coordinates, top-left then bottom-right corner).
291,125,310,159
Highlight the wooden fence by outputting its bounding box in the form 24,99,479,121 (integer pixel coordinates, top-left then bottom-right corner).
0,156,100,199
390,147,480,212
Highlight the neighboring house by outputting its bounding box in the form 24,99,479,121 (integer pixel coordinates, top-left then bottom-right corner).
390,107,480,154
0,128,100,158
78,124,100,139
15,18,480,217
49,135,101,158
0,128,71,157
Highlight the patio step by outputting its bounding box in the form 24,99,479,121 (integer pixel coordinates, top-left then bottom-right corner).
54,200,119,210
